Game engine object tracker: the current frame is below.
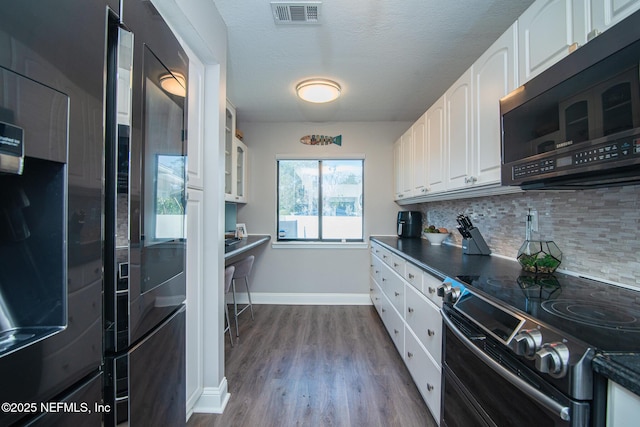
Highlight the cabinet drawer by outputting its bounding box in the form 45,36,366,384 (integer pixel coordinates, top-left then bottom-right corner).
405,330,442,423
390,253,405,276
405,284,442,365
370,279,383,316
379,268,404,316
423,271,443,308
381,294,404,356
404,262,422,291
378,246,393,267
370,252,381,283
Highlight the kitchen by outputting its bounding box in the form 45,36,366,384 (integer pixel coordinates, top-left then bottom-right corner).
1,0,639,426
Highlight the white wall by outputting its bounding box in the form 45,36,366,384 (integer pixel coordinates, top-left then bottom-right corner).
236,121,409,301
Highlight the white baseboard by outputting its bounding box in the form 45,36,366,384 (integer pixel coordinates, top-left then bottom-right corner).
191,377,230,414
227,292,372,305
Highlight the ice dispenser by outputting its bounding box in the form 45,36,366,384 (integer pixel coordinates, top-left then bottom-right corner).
0,67,68,357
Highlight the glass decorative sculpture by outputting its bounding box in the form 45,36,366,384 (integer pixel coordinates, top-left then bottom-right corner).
517,240,563,274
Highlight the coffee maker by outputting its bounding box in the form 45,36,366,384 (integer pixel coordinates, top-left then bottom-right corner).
397,211,422,238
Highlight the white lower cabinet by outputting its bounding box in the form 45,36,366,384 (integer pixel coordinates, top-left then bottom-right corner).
370,246,442,425
405,284,442,364
607,380,640,426
405,328,442,423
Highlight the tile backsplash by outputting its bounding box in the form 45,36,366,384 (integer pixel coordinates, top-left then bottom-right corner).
408,185,639,289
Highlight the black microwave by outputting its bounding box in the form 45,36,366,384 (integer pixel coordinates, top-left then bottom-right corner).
500,10,640,189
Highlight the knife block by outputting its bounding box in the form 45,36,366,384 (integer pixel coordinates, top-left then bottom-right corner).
462,228,491,255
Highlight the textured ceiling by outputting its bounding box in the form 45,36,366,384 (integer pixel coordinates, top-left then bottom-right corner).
213,0,535,123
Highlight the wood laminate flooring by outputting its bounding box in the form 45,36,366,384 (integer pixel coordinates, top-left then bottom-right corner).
187,305,437,427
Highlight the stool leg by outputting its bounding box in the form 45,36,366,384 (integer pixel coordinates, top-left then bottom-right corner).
232,279,240,337
224,301,234,347
245,276,254,320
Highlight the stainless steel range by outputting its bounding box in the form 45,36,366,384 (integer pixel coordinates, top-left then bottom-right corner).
438,273,640,427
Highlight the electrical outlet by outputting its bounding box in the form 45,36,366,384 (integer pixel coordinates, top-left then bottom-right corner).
530,210,539,232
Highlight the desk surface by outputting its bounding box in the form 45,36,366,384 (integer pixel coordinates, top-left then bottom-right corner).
224,235,271,261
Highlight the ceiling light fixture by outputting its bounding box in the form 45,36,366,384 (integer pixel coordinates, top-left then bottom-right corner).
296,79,341,103
160,72,186,97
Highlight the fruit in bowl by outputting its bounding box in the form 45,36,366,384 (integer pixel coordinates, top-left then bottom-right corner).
423,225,449,245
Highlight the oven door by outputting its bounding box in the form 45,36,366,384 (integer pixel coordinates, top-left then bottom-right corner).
441,306,590,427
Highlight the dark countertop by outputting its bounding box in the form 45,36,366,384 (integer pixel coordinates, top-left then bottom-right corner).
371,235,640,397
370,235,524,280
224,235,271,261
593,353,640,396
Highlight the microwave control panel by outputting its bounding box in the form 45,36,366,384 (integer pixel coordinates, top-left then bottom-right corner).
511,136,640,180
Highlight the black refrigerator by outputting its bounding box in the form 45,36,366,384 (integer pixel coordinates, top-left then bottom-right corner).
104,1,188,426
0,1,114,425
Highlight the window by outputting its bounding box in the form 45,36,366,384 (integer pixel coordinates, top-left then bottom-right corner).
277,159,364,241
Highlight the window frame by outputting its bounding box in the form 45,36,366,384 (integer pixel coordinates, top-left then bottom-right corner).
276,156,365,243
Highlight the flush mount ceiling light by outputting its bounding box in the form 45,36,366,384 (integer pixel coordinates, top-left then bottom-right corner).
160,72,186,97
296,79,341,103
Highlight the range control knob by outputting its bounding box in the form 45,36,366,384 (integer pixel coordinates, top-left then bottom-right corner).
511,329,542,359
534,342,570,378
437,281,461,304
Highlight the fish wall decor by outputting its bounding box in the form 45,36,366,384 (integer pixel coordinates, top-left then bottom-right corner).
300,134,342,146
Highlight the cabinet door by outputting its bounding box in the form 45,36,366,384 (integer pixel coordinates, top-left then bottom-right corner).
426,95,446,194
393,138,403,200
186,49,204,189
405,284,442,365
401,127,414,196
405,329,442,422
185,189,203,407
446,68,473,190
234,138,247,203
473,23,517,186
518,0,585,83
224,103,235,201
412,113,428,196
589,0,640,38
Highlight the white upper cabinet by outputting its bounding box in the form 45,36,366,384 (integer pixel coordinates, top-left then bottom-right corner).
186,54,204,189
412,113,428,196
588,0,640,39
445,68,474,191
224,101,248,203
401,127,414,196
518,0,587,84
426,95,446,194
224,102,235,199
393,138,403,200
473,23,518,186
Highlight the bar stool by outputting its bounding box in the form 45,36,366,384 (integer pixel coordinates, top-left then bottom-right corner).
224,265,235,346
230,255,255,337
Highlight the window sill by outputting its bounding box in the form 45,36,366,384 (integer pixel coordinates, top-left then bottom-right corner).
272,241,368,250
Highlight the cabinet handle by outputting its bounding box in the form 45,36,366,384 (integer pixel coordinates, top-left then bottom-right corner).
383,255,387,259
408,273,415,279
381,308,386,313
394,291,400,297
407,307,414,313
394,329,399,335
428,329,435,337
407,352,414,358
427,383,434,392
382,278,386,282
375,270,379,274
393,262,399,267
428,287,436,294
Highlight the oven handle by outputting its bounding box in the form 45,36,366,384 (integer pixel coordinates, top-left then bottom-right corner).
442,310,571,422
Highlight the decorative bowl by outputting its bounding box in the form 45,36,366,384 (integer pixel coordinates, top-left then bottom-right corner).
424,232,449,245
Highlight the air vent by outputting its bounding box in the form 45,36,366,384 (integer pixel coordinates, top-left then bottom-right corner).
270,2,321,24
